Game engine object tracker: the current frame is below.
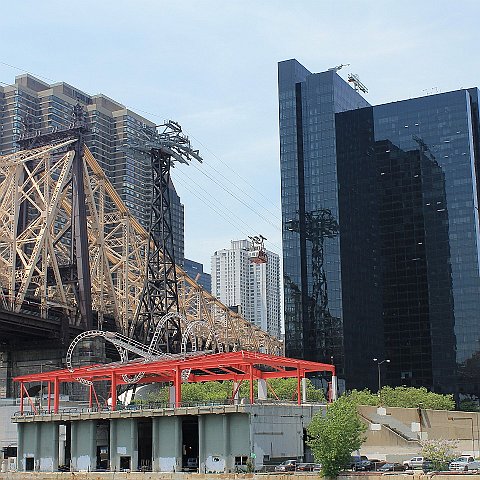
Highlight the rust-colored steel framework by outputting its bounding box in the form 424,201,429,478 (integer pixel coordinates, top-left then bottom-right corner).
0,140,282,354
14,350,336,414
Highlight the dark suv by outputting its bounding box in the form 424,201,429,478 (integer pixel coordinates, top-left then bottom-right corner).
349,456,372,471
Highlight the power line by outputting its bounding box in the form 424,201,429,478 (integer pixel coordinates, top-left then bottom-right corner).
173,175,254,242
184,128,282,215
190,152,282,222
0,61,55,83
174,169,282,254
188,161,281,232
0,60,281,218
0,60,283,248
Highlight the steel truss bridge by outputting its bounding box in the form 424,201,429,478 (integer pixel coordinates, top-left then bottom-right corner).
0,139,282,355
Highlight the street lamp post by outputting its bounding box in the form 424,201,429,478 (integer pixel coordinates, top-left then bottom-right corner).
373,358,390,394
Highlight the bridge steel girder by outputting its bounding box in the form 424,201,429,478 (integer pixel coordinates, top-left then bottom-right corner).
0,142,282,355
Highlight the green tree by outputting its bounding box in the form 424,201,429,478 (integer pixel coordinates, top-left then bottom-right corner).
136,378,325,405
307,396,367,478
420,439,459,471
346,389,378,406
458,399,480,412
379,386,454,410
345,387,454,410
240,378,325,402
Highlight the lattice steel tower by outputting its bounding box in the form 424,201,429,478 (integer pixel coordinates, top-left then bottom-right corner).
130,121,202,351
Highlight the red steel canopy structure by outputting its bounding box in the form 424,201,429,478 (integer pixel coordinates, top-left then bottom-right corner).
14,351,336,414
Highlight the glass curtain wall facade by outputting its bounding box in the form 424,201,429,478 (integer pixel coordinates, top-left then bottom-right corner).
279,58,480,395
278,59,374,387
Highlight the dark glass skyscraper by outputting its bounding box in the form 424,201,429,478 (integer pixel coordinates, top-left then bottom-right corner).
279,59,480,396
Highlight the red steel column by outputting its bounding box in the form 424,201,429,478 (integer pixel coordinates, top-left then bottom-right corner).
20,382,24,415
175,367,182,407
249,366,254,404
111,373,117,411
47,382,51,412
54,377,60,413
297,369,302,405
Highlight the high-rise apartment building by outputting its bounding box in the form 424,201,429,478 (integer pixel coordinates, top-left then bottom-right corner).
0,74,184,263
211,240,281,339
279,59,480,396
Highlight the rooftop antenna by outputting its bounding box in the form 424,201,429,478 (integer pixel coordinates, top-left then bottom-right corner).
348,73,368,94
328,63,350,73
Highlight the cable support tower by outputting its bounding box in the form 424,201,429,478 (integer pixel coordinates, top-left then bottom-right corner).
129,121,202,352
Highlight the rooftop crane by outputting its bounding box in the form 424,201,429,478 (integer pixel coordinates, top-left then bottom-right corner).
328,63,350,72
347,73,368,94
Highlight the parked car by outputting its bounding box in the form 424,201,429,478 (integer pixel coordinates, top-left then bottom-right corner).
185,457,198,471
312,464,322,472
449,456,480,471
421,460,434,472
403,456,428,469
378,462,406,472
349,455,372,471
296,463,317,471
275,460,297,472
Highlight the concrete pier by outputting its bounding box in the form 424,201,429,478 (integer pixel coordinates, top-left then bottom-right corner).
17,421,59,472
71,420,96,471
13,404,320,473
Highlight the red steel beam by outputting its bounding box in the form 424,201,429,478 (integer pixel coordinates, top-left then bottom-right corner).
13,351,335,407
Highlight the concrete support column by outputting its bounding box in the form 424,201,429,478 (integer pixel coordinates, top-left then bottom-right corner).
109,419,116,471
17,422,59,472
41,422,59,472
302,377,307,403
174,416,182,471
223,414,231,472
131,417,138,469
152,416,182,472
331,375,338,401
16,423,24,471
35,421,41,470
109,418,138,472
258,379,267,400
58,425,66,467
198,415,205,473
152,418,159,472
71,420,96,472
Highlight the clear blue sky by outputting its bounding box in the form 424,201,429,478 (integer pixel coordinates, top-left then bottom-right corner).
1,0,479,270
